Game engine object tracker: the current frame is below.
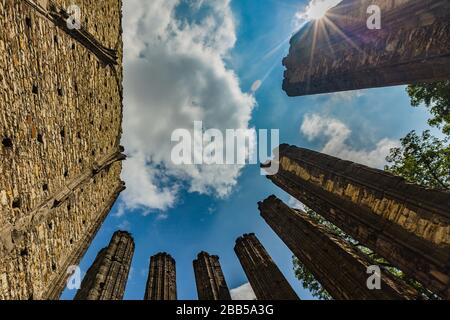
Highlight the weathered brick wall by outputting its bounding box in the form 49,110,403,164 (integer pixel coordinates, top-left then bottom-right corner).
0,0,124,299
74,231,134,300
259,195,420,300
193,252,231,300
234,233,299,300
266,144,450,299
282,0,450,96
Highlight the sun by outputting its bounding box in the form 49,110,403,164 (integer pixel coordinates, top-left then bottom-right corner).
303,0,342,20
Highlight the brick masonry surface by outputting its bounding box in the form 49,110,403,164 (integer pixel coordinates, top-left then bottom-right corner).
0,0,124,299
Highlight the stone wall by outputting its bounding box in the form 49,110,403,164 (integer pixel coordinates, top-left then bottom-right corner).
266,144,450,299
282,0,450,96
0,0,124,299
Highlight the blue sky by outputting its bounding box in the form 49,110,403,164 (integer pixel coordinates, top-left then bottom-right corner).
62,0,434,300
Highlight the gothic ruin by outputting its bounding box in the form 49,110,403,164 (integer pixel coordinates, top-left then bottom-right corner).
0,0,449,301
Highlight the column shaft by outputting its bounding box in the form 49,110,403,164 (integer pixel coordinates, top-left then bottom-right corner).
259,196,421,300
144,253,177,300
283,0,450,96
265,144,450,298
235,234,299,300
74,231,134,300
194,252,232,300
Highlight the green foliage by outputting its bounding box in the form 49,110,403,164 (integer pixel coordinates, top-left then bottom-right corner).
386,81,450,190
407,81,450,135
293,257,332,300
385,130,450,190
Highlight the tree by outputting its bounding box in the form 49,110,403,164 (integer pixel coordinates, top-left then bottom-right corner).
293,257,332,300
385,131,450,190
385,81,450,190
407,81,450,135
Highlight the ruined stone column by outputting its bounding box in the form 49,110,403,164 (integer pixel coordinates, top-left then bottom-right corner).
144,253,177,300
74,231,134,300
193,252,231,300
282,0,450,96
265,144,450,299
234,234,299,300
259,195,421,300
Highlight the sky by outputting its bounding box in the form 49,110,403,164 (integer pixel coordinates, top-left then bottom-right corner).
62,0,435,300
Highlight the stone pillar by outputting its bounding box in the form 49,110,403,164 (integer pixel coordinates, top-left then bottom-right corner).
265,144,450,299
74,231,134,300
259,195,421,300
144,253,177,300
282,0,450,96
234,234,299,300
193,252,231,300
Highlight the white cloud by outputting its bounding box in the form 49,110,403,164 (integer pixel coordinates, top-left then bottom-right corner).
121,0,256,214
156,213,169,221
117,220,131,231
300,114,399,168
230,283,256,300
296,0,342,21
287,196,305,210
119,153,178,215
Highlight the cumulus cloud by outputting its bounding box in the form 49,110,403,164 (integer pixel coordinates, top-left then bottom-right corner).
119,153,178,214
120,0,256,214
300,114,399,168
230,283,257,300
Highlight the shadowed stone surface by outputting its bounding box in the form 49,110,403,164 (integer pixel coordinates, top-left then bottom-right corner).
0,0,124,300
234,233,299,300
265,144,450,299
74,231,134,300
144,252,177,300
283,0,450,96
193,251,231,300
259,195,421,300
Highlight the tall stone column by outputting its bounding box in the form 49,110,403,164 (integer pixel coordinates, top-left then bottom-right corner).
234,234,299,300
265,144,450,299
144,252,177,300
259,195,421,300
193,252,231,300
282,0,450,96
74,231,134,300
